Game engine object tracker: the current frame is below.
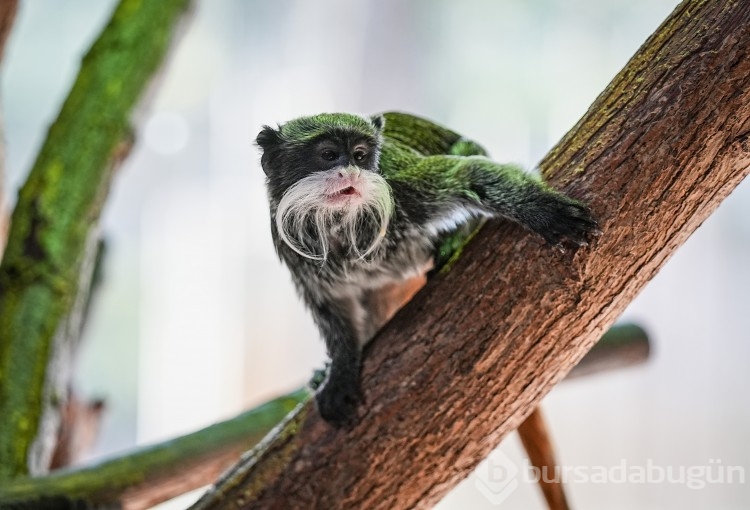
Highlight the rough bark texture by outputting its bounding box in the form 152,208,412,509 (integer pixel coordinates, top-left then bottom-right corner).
0,326,645,510
191,1,750,508
0,0,192,482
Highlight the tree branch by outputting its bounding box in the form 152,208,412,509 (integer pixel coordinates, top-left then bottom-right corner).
47,239,109,470
518,408,569,510
0,0,19,257
0,0,16,61
0,390,306,510
190,1,750,508
0,325,647,509
0,0,192,482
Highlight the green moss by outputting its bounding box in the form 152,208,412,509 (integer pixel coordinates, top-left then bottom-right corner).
0,390,308,505
437,222,485,274
231,404,310,507
540,0,705,181
0,0,191,482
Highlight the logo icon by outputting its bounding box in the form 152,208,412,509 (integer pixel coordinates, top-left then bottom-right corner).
474,449,519,505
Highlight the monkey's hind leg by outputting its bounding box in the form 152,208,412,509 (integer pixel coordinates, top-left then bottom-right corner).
311,301,365,427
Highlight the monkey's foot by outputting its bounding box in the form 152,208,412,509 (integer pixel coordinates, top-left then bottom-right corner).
315,378,362,428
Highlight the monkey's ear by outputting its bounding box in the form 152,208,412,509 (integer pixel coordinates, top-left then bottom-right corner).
256,125,283,175
256,125,282,151
370,114,385,132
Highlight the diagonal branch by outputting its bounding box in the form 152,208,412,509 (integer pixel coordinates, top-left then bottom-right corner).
0,390,307,510
0,325,646,509
191,1,750,508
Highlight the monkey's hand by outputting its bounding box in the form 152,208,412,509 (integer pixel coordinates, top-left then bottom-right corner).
523,192,599,250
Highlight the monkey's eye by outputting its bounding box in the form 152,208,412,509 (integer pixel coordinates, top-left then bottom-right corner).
353,150,368,162
321,149,338,161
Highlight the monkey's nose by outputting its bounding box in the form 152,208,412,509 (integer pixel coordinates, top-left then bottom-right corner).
338,166,360,179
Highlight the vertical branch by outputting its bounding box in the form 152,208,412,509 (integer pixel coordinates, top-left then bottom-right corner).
0,0,192,482
0,0,19,256
517,408,570,510
0,0,17,59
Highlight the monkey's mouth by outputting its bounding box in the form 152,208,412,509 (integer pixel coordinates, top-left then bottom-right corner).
328,186,361,201
337,186,358,196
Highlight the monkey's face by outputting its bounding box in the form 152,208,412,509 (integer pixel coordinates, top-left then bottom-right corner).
256,114,393,261
304,135,381,208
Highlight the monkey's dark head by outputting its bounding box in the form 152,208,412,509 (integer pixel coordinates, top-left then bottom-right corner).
256,113,385,202
256,113,393,261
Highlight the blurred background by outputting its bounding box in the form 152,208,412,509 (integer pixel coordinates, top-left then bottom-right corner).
2,0,749,508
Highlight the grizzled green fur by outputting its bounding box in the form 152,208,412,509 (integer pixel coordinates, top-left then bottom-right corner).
258,111,597,426
280,113,382,144
378,112,587,268
379,112,489,269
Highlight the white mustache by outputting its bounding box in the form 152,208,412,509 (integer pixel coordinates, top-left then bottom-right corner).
275,166,394,261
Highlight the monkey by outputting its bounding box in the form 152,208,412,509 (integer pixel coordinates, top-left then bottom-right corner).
256,111,598,427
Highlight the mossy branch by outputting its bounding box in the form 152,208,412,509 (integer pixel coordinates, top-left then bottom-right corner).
0,0,192,482
0,390,307,510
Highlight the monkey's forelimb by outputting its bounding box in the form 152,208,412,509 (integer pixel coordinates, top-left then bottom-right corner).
391,155,597,249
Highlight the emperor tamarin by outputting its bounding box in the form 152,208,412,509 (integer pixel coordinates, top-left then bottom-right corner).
256,112,597,426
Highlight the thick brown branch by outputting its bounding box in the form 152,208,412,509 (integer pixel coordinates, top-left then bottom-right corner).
0,326,645,510
190,1,750,508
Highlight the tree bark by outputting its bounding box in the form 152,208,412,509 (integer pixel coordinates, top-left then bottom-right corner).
191,1,750,508
0,0,192,482
0,326,646,510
